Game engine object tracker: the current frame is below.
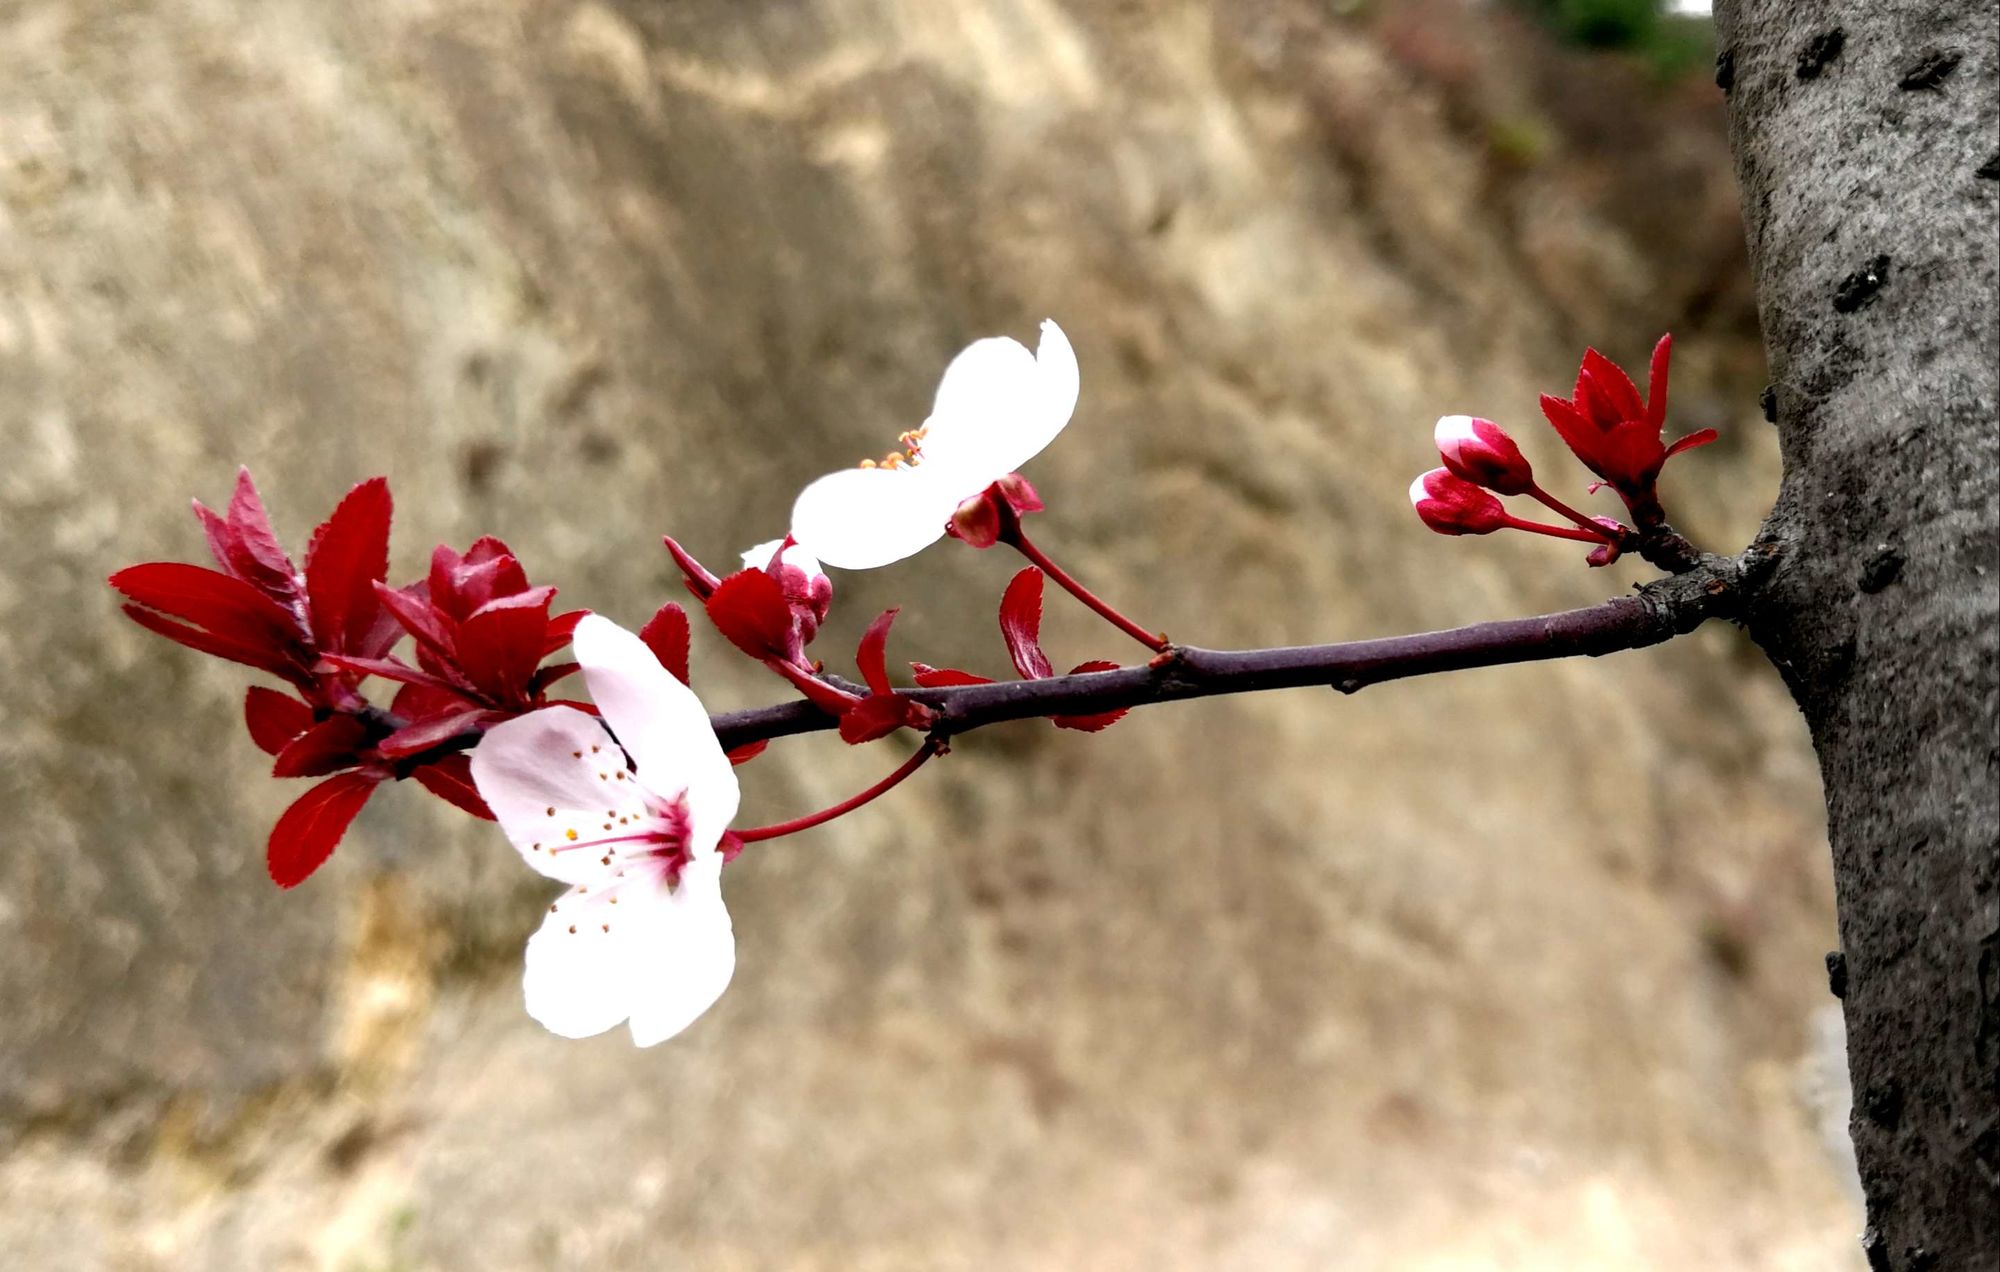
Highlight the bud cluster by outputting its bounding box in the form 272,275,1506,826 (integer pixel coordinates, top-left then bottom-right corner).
1409,337,1717,562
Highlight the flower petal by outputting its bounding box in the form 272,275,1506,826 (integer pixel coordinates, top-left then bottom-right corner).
469,705,655,886
790,466,959,570
623,855,736,1047
522,887,641,1041
922,319,1078,485
573,616,739,849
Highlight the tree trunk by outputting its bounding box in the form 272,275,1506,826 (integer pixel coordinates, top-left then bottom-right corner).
1715,2,1999,1266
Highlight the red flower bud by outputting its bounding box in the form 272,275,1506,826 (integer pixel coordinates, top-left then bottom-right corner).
1409,468,1509,536
1435,415,1534,495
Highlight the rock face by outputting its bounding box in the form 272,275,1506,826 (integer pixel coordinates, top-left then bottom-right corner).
0,1,1857,1267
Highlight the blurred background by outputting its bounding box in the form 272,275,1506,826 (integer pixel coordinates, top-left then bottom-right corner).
1,1,1863,1267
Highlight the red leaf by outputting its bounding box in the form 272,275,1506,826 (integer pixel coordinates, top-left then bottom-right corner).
543,609,587,657
271,714,371,777
1577,348,1644,426
456,587,555,703
529,661,580,694
304,477,392,654
999,568,1054,680
705,569,792,661
411,754,493,819
726,739,769,766
267,771,379,888
244,687,314,755
910,663,994,688
389,680,469,722
377,707,494,760
110,562,303,649
1644,334,1673,434
1663,427,1719,461
856,607,901,697
1052,660,1128,732
429,541,529,620
838,693,910,744
785,666,865,716
1538,394,1605,475
190,471,300,608
372,580,455,659
227,468,298,584
663,535,721,599
192,500,243,577
318,652,469,695
639,602,692,685
119,603,304,684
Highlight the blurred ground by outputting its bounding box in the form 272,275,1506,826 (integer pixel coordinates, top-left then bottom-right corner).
0,1,1861,1268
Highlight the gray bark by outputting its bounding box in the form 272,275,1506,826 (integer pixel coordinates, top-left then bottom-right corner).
1716,2,1999,1266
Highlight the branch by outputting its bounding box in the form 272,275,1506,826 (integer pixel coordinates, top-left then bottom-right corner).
709,550,1756,752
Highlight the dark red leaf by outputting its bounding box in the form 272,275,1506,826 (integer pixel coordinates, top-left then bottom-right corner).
1644,334,1673,434
463,535,514,566
304,477,392,654
1052,660,1128,732
118,603,308,686
542,609,587,657
227,468,298,584
377,707,494,760
271,714,371,777
663,535,721,599
910,663,995,688
726,739,769,766
244,687,314,755
389,680,469,722
429,541,530,620
456,587,555,703
855,607,901,697
371,580,455,658
268,771,380,887
411,754,493,819
1539,394,1605,474
1577,348,1644,426
838,693,910,744
705,569,793,661
999,568,1054,680
110,562,302,648
192,500,242,576
1663,428,1719,461
639,602,692,685
786,666,865,716
529,661,580,694
318,652,468,695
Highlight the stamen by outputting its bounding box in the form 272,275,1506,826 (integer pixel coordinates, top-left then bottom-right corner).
856,425,930,470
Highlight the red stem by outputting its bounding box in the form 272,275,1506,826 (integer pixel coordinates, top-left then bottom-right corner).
732,738,945,843
1499,515,1610,544
1527,485,1621,539
1002,527,1168,652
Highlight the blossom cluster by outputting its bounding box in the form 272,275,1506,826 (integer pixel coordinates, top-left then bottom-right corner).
113,322,1713,1046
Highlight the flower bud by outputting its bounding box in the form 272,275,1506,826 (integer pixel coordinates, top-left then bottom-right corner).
741,538,834,645
1409,468,1509,536
1435,415,1534,495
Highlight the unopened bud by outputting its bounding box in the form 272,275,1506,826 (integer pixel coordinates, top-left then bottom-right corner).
1409,468,1509,536
741,537,833,644
1435,415,1534,495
